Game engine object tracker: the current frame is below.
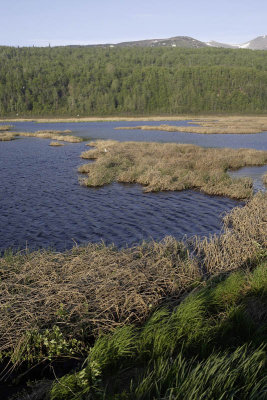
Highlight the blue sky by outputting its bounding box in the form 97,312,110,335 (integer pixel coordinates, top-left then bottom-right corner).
1,0,266,46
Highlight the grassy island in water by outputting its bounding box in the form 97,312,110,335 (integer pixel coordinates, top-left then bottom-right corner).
115,116,267,134
0,129,83,143
79,140,267,199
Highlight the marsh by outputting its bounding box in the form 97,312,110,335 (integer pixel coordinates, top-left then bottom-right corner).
0,120,267,252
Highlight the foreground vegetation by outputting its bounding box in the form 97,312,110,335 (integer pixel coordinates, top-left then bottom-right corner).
0,46,266,116
79,140,267,199
116,116,267,134
0,193,266,398
50,259,267,400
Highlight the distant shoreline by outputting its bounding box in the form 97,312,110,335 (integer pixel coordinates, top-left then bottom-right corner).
0,114,267,123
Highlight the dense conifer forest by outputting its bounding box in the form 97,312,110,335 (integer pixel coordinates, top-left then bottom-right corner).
0,46,266,116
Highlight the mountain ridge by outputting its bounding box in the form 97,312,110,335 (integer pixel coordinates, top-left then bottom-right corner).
84,35,267,50
206,36,267,50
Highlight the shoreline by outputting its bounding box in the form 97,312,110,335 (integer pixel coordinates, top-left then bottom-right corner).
0,114,267,123
0,193,266,399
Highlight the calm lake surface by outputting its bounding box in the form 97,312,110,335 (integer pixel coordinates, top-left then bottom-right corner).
8,120,267,149
0,121,266,253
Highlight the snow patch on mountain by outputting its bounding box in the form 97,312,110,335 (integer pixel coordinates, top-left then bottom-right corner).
239,41,251,49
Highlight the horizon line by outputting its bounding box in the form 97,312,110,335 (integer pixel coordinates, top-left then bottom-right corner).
0,34,266,48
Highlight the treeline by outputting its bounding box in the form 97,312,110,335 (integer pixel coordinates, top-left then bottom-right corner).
0,46,266,116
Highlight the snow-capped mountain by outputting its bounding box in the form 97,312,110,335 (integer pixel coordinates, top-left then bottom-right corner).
238,36,267,50
115,36,206,48
206,41,237,49
84,35,267,50
205,36,267,50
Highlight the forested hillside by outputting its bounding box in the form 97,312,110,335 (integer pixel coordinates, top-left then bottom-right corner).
0,46,266,116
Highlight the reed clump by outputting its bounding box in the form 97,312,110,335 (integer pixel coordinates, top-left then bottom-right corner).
36,129,72,134
15,130,82,143
49,141,65,146
80,140,267,199
50,259,267,400
115,116,267,134
0,125,13,131
0,129,82,143
0,239,199,361
192,192,267,273
0,132,16,141
263,173,267,186
0,193,266,372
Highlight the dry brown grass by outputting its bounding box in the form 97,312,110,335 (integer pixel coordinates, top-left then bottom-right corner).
193,192,267,273
0,125,13,131
0,116,266,132
0,239,199,356
0,115,265,125
263,173,267,186
0,132,16,141
0,129,82,143
115,116,267,134
0,193,266,361
0,116,203,123
34,117,196,123
0,125,14,140
80,140,267,199
49,141,65,147
36,129,72,134
14,130,82,143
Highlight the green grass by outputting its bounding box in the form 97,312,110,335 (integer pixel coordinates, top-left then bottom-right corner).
2,194,266,399
48,259,267,400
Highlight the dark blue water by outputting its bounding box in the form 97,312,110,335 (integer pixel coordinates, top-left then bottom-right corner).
0,136,243,253
6,120,267,149
229,165,267,192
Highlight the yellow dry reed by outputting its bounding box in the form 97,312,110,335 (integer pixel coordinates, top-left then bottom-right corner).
0,125,13,131
15,130,82,143
80,140,267,199
115,116,267,134
0,193,265,359
0,132,16,141
49,141,65,146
